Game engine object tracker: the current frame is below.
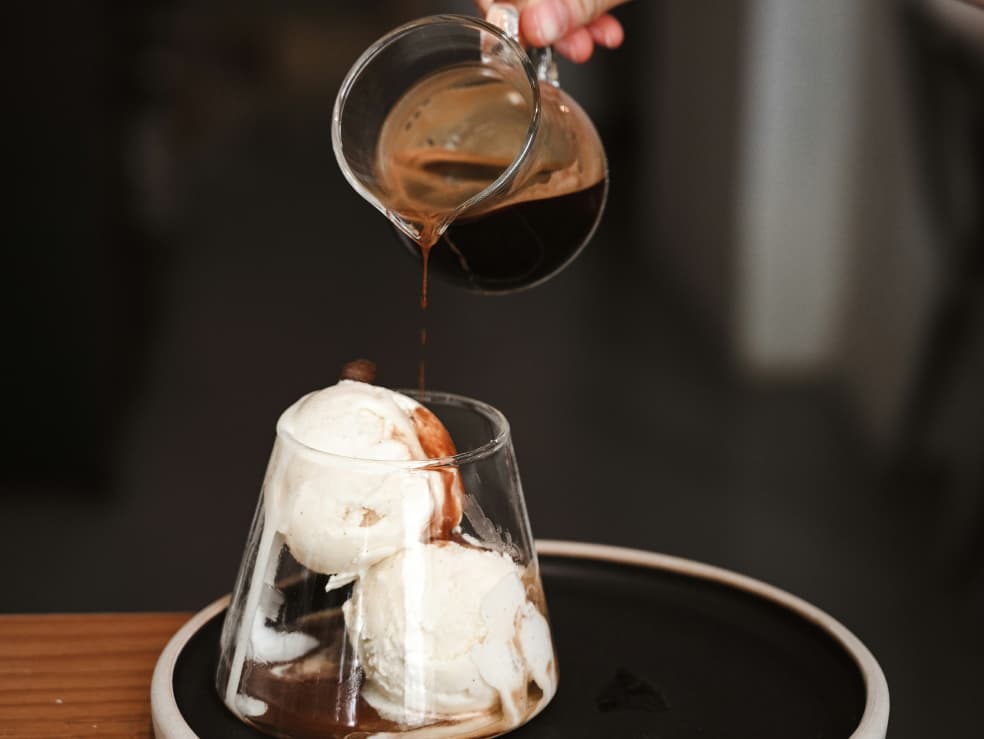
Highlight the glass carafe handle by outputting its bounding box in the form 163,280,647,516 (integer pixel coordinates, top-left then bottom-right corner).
485,3,560,87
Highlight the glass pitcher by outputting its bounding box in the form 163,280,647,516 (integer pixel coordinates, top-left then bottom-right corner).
332,4,608,294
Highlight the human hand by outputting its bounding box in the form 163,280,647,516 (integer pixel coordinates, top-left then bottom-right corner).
475,0,630,63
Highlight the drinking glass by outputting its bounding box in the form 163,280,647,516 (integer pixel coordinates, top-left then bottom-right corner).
216,391,557,738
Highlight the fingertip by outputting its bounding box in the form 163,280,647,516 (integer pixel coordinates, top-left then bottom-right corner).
518,12,541,47
555,28,595,64
521,0,568,47
587,14,624,49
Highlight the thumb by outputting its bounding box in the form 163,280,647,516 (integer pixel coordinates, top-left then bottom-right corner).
521,0,626,46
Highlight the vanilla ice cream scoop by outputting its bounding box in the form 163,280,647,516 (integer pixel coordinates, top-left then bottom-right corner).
343,542,557,728
268,380,463,578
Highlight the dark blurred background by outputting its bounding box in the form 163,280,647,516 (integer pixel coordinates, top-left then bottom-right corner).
3,0,983,736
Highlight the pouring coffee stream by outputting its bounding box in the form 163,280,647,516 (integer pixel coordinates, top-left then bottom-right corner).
332,4,608,388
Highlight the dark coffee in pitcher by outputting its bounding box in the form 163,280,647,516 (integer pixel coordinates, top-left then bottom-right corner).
396,177,606,293
376,63,607,294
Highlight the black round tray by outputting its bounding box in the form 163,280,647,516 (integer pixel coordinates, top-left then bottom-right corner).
152,541,889,738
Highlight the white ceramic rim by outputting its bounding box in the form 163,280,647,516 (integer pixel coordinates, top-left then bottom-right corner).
151,594,229,739
535,540,890,739
151,540,889,739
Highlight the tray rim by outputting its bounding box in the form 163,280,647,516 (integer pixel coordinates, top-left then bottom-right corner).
151,539,890,739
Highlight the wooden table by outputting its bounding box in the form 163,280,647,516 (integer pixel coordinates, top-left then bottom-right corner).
0,613,189,738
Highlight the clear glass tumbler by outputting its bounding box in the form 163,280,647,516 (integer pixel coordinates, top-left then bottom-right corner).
216,390,557,739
